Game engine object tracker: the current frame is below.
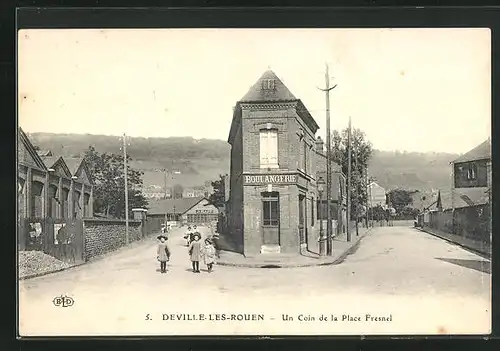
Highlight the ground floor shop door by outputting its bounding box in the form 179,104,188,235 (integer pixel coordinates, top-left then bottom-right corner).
298,194,307,245
262,192,279,245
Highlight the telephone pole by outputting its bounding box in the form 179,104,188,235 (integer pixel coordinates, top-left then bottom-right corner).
318,63,338,256
365,167,369,228
354,133,359,236
347,117,352,242
122,133,129,245
164,169,168,199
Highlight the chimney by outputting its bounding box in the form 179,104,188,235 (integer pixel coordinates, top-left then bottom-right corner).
316,136,324,154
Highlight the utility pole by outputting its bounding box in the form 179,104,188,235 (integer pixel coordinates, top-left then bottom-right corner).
347,117,352,242
122,133,129,245
164,168,168,199
354,134,359,236
318,63,337,256
365,168,369,228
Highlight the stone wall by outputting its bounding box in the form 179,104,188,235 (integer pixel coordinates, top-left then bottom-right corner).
83,218,143,261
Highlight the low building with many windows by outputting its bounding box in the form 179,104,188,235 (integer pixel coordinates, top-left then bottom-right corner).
148,197,219,226
226,70,346,256
18,127,94,221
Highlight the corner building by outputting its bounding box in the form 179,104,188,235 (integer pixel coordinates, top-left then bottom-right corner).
227,70,346,256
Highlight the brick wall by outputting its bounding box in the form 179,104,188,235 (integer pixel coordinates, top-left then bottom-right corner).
83,218,143,260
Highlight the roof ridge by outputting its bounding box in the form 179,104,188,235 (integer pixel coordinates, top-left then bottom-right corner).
453,138,491,163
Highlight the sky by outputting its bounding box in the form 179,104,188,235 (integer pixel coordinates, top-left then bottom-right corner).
18,28,491,154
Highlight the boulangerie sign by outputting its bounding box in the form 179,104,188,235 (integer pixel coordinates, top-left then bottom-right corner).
243,174,298,185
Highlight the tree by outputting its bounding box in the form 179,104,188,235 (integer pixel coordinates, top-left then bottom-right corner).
83,146,148,218
331,127,374,219
172,184,184,199
208,175,226,208
386,189,414,213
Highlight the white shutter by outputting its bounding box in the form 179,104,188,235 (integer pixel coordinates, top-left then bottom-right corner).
260,131,269,166
268,131,278,166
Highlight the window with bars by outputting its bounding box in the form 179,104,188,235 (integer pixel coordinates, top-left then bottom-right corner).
262,192,279,226
260,129,278,168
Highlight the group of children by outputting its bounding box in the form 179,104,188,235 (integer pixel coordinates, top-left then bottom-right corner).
156,225,216,274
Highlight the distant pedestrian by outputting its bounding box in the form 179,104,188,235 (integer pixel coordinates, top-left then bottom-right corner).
157,234,171,274
203,237,216,273
188,232,202,273
184,226,193,246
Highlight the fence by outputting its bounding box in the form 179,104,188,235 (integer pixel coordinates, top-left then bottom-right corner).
18,215,163,264
18,218,85,264
419,204,491,246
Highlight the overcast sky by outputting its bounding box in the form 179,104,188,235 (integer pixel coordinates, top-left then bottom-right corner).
18,28,490,154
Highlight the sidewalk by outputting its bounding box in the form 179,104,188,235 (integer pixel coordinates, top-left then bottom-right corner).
217,226,372,268
418,226,491,258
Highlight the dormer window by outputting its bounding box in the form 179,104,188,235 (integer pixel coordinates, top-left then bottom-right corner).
262,79,276,90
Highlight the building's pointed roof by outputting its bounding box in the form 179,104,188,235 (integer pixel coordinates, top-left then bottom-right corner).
64,157,84,175
18,127,48,171
239,70,297,103
41,155,73,177
453,139,491,163
436,190,443,211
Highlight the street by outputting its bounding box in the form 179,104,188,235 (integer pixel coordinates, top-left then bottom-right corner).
19,225,491,336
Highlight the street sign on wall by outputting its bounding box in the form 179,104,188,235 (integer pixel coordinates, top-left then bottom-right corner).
243,173,297,186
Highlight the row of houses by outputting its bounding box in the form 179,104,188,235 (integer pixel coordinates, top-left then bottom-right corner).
18,128,95,221
141,185,210,199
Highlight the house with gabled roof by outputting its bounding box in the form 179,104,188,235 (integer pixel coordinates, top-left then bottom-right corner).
18,127,95,220
451,138,491,209
421,139,492,247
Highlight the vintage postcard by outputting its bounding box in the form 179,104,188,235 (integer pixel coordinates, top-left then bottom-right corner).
17,28,491,336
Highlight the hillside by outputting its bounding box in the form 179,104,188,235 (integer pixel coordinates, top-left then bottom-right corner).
26,132,459,193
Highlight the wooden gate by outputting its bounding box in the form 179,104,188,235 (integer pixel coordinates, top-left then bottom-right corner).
18,218,85,264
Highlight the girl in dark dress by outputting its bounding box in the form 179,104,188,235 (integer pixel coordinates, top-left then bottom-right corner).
188,232,202,273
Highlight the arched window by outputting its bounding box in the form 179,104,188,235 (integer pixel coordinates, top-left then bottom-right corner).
18,178,25,194
84,193,90,217
74,191,81,218
48,184,58,218
31,181,44,218
61,188,70,218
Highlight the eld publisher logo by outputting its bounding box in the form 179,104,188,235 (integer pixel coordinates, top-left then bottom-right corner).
53,295,74,308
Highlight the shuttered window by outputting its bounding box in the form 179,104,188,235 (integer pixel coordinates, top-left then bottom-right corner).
260,129,278,168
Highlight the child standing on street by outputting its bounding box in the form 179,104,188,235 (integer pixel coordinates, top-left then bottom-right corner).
157,234,171,273
203,237,216,273
188,232,202,273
